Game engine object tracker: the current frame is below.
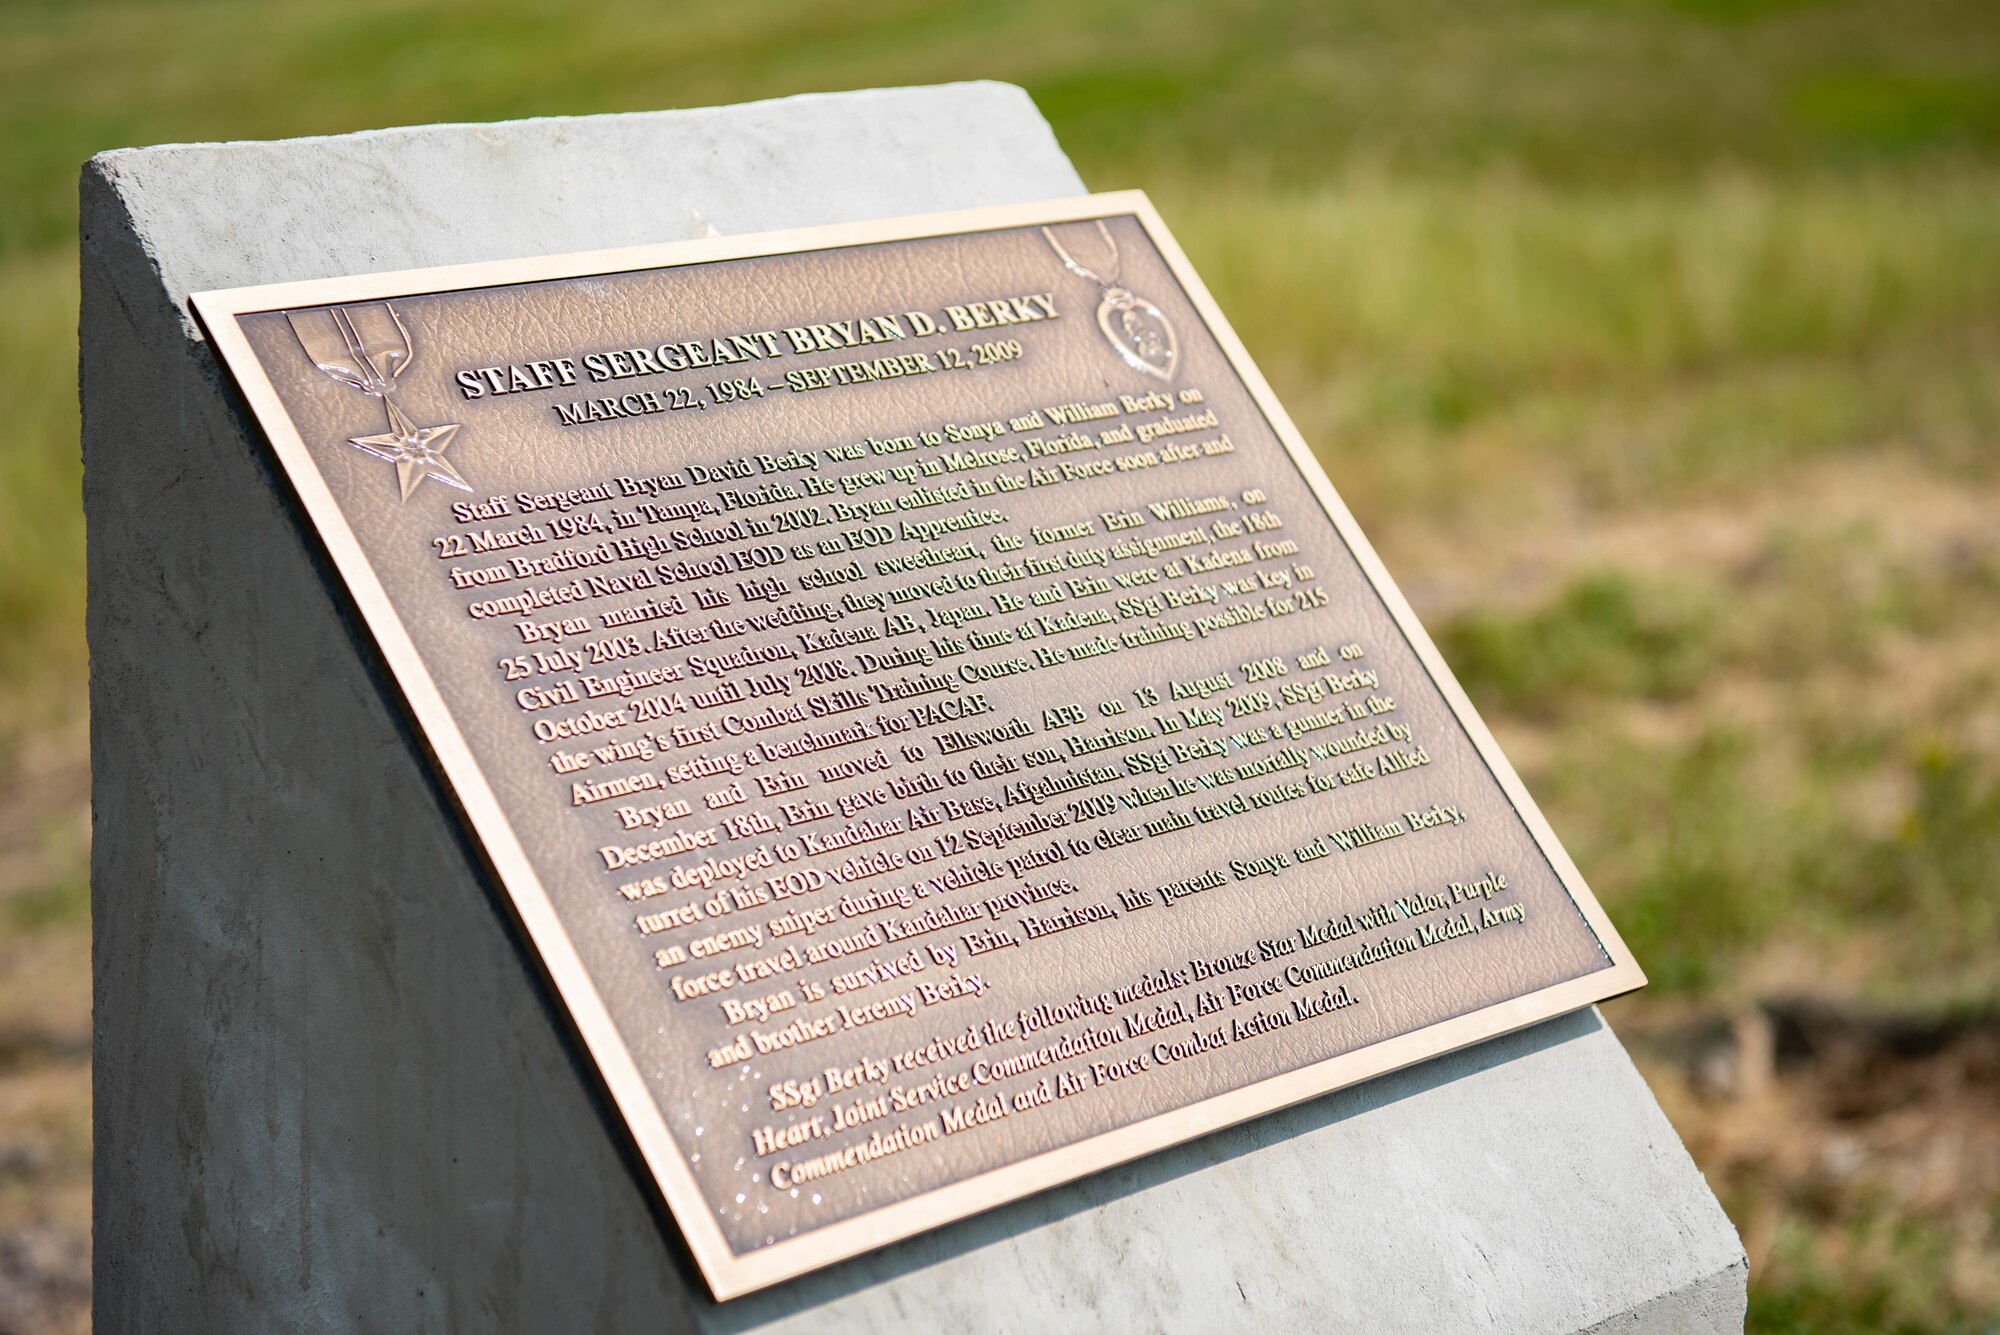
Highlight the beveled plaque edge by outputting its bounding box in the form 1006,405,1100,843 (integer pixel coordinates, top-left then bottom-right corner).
191,190,1645,1301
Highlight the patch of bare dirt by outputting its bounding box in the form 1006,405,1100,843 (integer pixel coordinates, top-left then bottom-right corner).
1611,994,2000,1316
0,726,89,1335
1390,454,2000,619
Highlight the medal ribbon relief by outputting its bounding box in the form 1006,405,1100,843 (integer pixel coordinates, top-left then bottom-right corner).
1042,220,1179,382
286,303,471,500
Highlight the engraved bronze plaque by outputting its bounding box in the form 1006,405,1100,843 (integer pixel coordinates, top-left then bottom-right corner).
193,193,1643,1299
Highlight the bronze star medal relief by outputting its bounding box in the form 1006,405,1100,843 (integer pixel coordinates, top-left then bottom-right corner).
285,303,470,499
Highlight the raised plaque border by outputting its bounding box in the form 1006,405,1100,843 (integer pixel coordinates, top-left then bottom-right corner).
192,191,1644,1300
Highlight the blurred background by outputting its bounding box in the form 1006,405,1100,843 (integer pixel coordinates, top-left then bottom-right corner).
3,1,1998,1330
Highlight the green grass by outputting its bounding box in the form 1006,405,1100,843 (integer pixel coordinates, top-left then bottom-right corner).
1748,1229,1983,1335
1442,525,2000,1001
4,0,2000,249
7,872,87,933
1439,570,1719,716
1170,170,2000,526
0,251,83,731
1184,171,2000,385
6,0,2000,1325
1738,1183,2000,1334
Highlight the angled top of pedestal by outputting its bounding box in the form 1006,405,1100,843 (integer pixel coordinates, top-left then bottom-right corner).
87,82,1085,332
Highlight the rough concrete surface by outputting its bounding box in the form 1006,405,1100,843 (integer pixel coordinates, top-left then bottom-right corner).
84,84,1745,1332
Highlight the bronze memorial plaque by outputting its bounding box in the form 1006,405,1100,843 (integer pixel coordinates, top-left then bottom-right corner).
194,193,1643,1298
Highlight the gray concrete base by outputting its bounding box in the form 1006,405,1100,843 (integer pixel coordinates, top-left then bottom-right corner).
84,84,1745,1332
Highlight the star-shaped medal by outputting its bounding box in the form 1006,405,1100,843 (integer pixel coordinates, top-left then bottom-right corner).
348,421,471,500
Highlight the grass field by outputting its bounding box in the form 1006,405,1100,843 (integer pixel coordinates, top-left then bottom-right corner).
3,1,1999,1329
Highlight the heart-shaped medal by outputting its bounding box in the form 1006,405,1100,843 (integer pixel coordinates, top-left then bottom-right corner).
1097,287,1178,382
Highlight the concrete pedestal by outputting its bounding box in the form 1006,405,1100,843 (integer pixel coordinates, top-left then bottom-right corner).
84,84,1745,1332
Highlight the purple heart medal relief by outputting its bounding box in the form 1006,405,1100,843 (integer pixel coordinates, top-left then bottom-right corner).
1043,220,1180,382
192,192,1643,1298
